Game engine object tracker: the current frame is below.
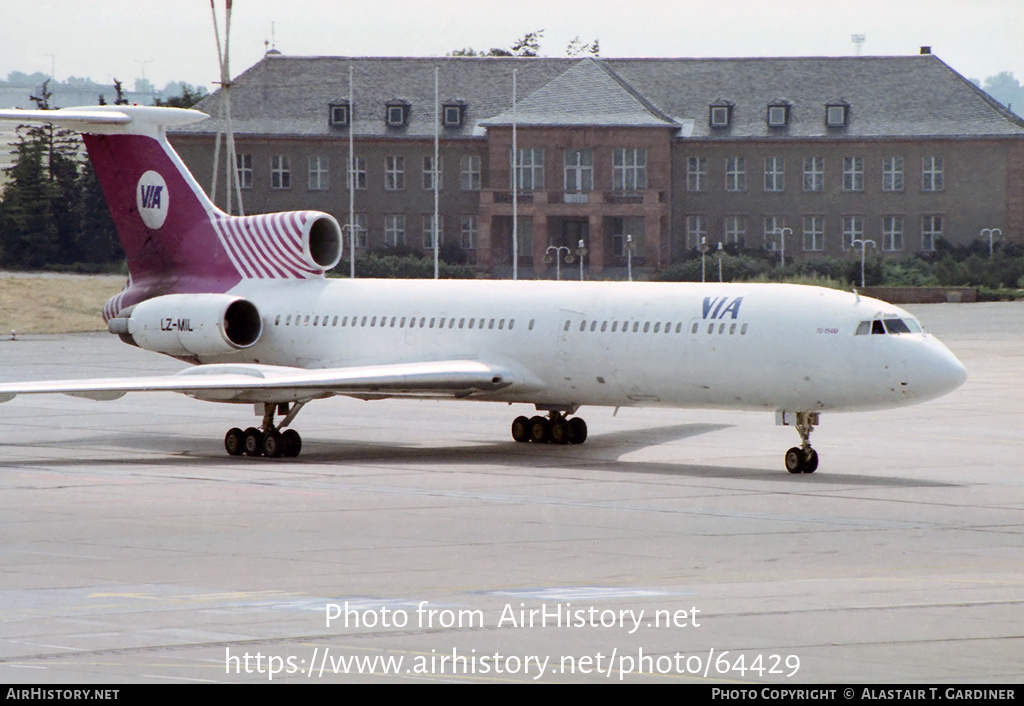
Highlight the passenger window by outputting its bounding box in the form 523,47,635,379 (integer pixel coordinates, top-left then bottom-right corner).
691,323,698,334
509,319,515,330
611,321,618,332
730,323,736,334
529,319,535,330
600,321,607,332
499,319,505,330
741,323,748,335
590,321,597,332
653,322,661,333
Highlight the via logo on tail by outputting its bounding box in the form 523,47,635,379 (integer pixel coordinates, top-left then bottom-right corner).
136,171,169,229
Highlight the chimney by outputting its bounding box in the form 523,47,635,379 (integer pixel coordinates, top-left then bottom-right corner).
920,46,932,55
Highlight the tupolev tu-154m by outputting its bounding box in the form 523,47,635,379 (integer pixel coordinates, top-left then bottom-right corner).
0,106,966,473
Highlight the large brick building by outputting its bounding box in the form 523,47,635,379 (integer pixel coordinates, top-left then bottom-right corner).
171,51,1024,277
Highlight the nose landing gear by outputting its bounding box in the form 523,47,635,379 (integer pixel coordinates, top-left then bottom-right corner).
780,411,819,474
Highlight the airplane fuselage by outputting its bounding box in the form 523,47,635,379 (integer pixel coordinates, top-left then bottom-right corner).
205,278,963,415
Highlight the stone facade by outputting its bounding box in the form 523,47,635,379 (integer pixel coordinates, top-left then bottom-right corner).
170,53,1024,277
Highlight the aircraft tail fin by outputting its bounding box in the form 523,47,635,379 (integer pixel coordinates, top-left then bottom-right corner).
0,106,342,318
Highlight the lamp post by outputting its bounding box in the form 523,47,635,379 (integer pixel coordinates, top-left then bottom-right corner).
575,238,588,281
980,228,1002,259
715,241,725,283
851,238,876,289
699,237,709,283
626,234,635,282
544,245,571,280
769,227,791,268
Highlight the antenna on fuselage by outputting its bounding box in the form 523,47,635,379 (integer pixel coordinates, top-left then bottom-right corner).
209,0,244,216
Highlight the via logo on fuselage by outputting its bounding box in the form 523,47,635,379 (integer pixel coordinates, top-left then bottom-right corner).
702,296,743,320
136,170,169,229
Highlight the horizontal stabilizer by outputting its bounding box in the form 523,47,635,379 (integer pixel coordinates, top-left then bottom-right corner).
0,105,208,136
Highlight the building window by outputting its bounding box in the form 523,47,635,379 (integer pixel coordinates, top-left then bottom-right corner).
386,101,409,127
767,103,789,127
883,156,904,192
271,155,291,189
725,156,746,192
687,156,706,192
442,102,465,127
461,155,481,191
922,215,942,252
613,148,647,191
308,156,329,191
515,148,545,191
347,156,366,190
825,103,848,127
515,218,534,256
611,217,643,257
709,101,733,128
843,215,864,250
802,215,825,252
724,215,746,246
385,156,405,191
235,153,253,189
922,156,943,192
329,102,350,127
764,157,785,192
422,156,442,190
564,149,593,192
882,215,904,251
422,214,443,249
686,215,707,250
803,157,824,192
461,215,478,249
843,157,864,192
384,214,406,246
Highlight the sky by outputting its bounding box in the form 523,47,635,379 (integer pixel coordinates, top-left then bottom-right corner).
1,0,1021,92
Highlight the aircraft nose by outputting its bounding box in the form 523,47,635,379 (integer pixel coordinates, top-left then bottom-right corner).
912,338,967,401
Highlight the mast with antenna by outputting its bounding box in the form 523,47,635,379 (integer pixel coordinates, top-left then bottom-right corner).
210,0,244,216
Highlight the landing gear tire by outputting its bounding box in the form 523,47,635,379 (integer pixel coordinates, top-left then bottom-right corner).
225,428,245,456
262,430,283,458
568,417,588,444
511,416,531,443
243,427,263,457
529,416,550,444
281,429,302,458
549,418,571,444
785,447,818,474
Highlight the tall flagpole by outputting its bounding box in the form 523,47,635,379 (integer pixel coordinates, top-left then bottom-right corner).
434,66,440,280
511,68,518,281
348,64,356,279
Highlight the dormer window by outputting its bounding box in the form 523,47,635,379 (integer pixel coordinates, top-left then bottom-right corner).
442,101,466,128
767,101,790,128
329,101,350,128
709,100,733,128
825,101,849,127
386,100,410,128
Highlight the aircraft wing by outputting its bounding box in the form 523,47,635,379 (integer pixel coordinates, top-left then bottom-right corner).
0,359,528,405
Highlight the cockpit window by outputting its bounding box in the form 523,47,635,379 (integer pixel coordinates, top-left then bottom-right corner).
883,318,911,334
856,316,924,335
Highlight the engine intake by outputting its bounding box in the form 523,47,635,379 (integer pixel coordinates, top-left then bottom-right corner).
117,294,263,358
304,215,343,270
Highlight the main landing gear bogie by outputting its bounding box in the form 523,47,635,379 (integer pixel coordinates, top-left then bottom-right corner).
512,412,588,445
224,402,306,459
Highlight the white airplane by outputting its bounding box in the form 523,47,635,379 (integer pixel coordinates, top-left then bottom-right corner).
0,106,967,473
